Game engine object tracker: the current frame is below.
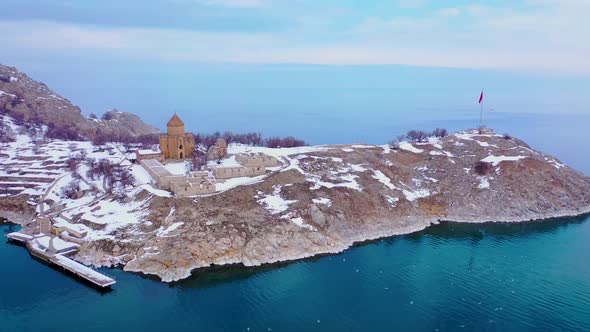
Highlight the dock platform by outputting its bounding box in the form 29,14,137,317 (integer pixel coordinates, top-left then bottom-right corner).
6,232,116,288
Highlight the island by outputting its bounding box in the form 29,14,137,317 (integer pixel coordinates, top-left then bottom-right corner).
1,64,589,284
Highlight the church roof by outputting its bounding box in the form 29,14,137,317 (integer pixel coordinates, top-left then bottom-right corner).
167,113,185,127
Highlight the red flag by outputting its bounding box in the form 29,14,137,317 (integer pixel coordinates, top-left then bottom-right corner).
478,90,484,104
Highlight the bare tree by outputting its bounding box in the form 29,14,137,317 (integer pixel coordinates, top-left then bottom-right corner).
0,122,15,143
66,156,79,172
191,155,207,171
61,180,81,199
406,130,428,142
92,133,108,150
222,131,235,144
432,128,448,138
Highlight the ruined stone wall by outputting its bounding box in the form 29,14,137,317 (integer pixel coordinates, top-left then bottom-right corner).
136,152,163,162
158,175,187,191
170,178,216,196
212,165,266,179
236,153,281,168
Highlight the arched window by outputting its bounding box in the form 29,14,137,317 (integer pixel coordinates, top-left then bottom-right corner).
179,144,184,150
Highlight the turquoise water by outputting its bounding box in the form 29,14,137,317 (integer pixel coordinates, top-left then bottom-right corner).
2,217,590,331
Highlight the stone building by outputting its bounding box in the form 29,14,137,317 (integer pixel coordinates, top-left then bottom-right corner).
236,153,281,168
136,149,163,161
207,138,228,161
139,159,216,196
211,153,280,179
212,165,266,179
160,114,195,160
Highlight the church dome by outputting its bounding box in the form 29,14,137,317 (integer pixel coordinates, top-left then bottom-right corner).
167,113,185,127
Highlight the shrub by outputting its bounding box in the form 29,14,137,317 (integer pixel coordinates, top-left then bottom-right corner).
474,161,492,176
503,133,512,140
389,134,406,149
388,139,400,149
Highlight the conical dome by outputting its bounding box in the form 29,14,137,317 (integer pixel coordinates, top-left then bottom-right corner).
167,113,185,127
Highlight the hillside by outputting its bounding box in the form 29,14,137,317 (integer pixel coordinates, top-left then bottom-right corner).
2,112,589,282
0,64,159,139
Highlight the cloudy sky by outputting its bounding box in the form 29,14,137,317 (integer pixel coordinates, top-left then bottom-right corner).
2,0,588,73
1,0,588,140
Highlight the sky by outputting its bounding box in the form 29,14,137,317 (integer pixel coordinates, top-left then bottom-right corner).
1,0,589,73
0,0,589,139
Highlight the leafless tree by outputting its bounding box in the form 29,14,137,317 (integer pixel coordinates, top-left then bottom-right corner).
61,180,81,199
432,128,448,138
191,155,207,171
66,156,79,172
406,130,428,142
222,131,235,144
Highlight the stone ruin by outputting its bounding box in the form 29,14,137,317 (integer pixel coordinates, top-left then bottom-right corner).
211,153,281,179
207,138,228,161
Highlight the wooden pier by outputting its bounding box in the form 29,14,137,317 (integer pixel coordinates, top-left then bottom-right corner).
6,232,116,288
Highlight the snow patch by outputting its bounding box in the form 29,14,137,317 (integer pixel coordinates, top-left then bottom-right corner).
402,189,431,202
164,162,189,176
257,185,297,215
477,177,490,189
312,197,332,207
308,173,362,191
216,175,266,192
386,195,399,207
372,170,396,190
399,142,423,153
157,222,184,237
481,155,526,166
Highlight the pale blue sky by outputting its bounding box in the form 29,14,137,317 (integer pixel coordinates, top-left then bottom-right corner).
1,0,588,141
2,0,588,72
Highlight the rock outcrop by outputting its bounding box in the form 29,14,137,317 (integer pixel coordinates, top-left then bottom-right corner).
0,64,159,139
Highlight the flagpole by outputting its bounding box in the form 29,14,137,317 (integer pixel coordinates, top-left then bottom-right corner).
480,89,483,128
480,98,483,127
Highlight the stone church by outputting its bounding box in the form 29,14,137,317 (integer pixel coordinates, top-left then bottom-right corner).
160,113,195,160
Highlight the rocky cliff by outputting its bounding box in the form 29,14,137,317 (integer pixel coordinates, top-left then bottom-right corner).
68,132,590,282
0,64,159,139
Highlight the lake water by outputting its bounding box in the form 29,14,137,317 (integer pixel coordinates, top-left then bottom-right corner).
2,109,590,331
2,217,590,331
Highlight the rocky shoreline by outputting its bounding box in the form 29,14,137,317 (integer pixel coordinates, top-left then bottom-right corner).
126,205,590,282
4,129,590,283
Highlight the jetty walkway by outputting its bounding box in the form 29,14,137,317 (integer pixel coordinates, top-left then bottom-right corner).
6,232,115,288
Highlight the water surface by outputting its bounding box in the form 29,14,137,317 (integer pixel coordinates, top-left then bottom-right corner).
2,216,590,331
